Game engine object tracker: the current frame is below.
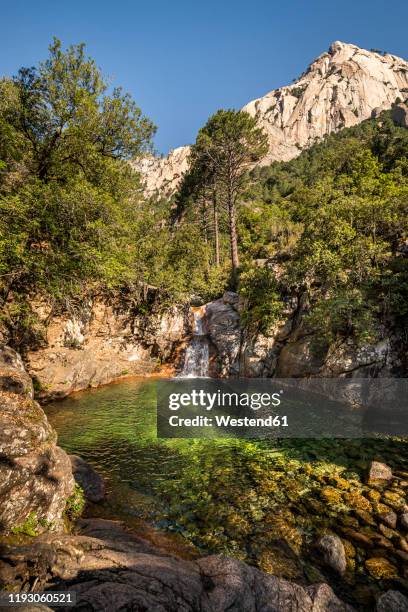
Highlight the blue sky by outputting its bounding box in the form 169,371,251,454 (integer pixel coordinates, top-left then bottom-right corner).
1,0,408,154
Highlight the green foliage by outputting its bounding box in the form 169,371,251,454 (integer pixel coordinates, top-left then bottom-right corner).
64,484,86,522
243,114,408,342
240,266,283,333
11,512,51,537
0,39,158,343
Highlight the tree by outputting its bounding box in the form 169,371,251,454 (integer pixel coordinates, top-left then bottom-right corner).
0,38,156,333
191,110,268,284
0,38,155,185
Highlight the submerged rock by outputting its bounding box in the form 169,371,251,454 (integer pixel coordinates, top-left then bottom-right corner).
367,461,393,485
376,589,408,611
69,455,105,503
316,534,347,575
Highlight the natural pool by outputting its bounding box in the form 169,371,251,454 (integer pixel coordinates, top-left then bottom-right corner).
46,378,408,610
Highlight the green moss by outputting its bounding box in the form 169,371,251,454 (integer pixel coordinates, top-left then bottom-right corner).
10,512,50,537
64,484,86,522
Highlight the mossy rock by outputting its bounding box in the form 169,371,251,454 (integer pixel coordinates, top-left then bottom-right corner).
257,548,303,580
339,514,360,529
365,556,399,580
381,491,405,511
367,489,382,503
344,491,372,512
354,509,376,526
378,523,399,541
320,486,343,506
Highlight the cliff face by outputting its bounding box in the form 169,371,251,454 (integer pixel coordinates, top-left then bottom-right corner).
24,295,189,400
138,41,408,195
243,41,408,164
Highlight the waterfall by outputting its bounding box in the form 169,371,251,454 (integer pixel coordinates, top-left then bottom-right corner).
180,308,209,377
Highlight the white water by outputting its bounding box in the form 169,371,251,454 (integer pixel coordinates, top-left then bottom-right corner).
180,309,209,377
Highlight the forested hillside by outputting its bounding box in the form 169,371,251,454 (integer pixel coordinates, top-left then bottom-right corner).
1,40,407,366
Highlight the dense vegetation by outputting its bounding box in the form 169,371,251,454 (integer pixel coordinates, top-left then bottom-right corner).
1,39,407,354
177,111,408,348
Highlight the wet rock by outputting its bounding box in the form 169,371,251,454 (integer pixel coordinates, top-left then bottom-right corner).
400,513,408,530
378,511,397,529
376,589,408,611
0,518,355,612
316,534,347,575
365,557,399,580
69,455,105,503
205,296,241,376
367,461,393,485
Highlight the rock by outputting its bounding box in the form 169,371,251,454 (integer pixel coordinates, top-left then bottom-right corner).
378,511,397,529
69,455,105,503
392,103,408,129
0,345,33,397
367,461,393,485
0,518,355,612
376,590,408,611
25,297,188,400
0,346,74,534
316,534,347,575
400,513,408,530
307,583,355,611
205,297,241,377
138,43,408,197
365,557,399,580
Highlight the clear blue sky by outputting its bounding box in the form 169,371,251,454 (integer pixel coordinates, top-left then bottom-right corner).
1,0,408,154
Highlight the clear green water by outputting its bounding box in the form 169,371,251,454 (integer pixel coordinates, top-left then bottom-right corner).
46,379,408,609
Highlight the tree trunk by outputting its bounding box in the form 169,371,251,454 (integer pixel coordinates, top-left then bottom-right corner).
212,190,220,267
228,196,239,282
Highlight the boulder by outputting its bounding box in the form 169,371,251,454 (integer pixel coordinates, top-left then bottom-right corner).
316,534,347,575
69,455,105,503
400,513,408,530
0,346,74,534
378,511,397,529
367,461,393,485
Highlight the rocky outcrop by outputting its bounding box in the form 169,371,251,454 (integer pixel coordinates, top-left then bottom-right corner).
243,41,408,165
24,296,189,400
0,517,355,611
138,42,408,196
0,346,74,534
132,146,190,197
197,291,402,379
392,103,408,128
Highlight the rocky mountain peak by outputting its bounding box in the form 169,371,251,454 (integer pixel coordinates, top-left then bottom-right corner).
138,42,408,196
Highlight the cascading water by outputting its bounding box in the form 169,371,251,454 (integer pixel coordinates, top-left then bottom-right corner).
180,307,209,377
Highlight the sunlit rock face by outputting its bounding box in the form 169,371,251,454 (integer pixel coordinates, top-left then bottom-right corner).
243,41,408,165
0,345,74,534
137,42,408,195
